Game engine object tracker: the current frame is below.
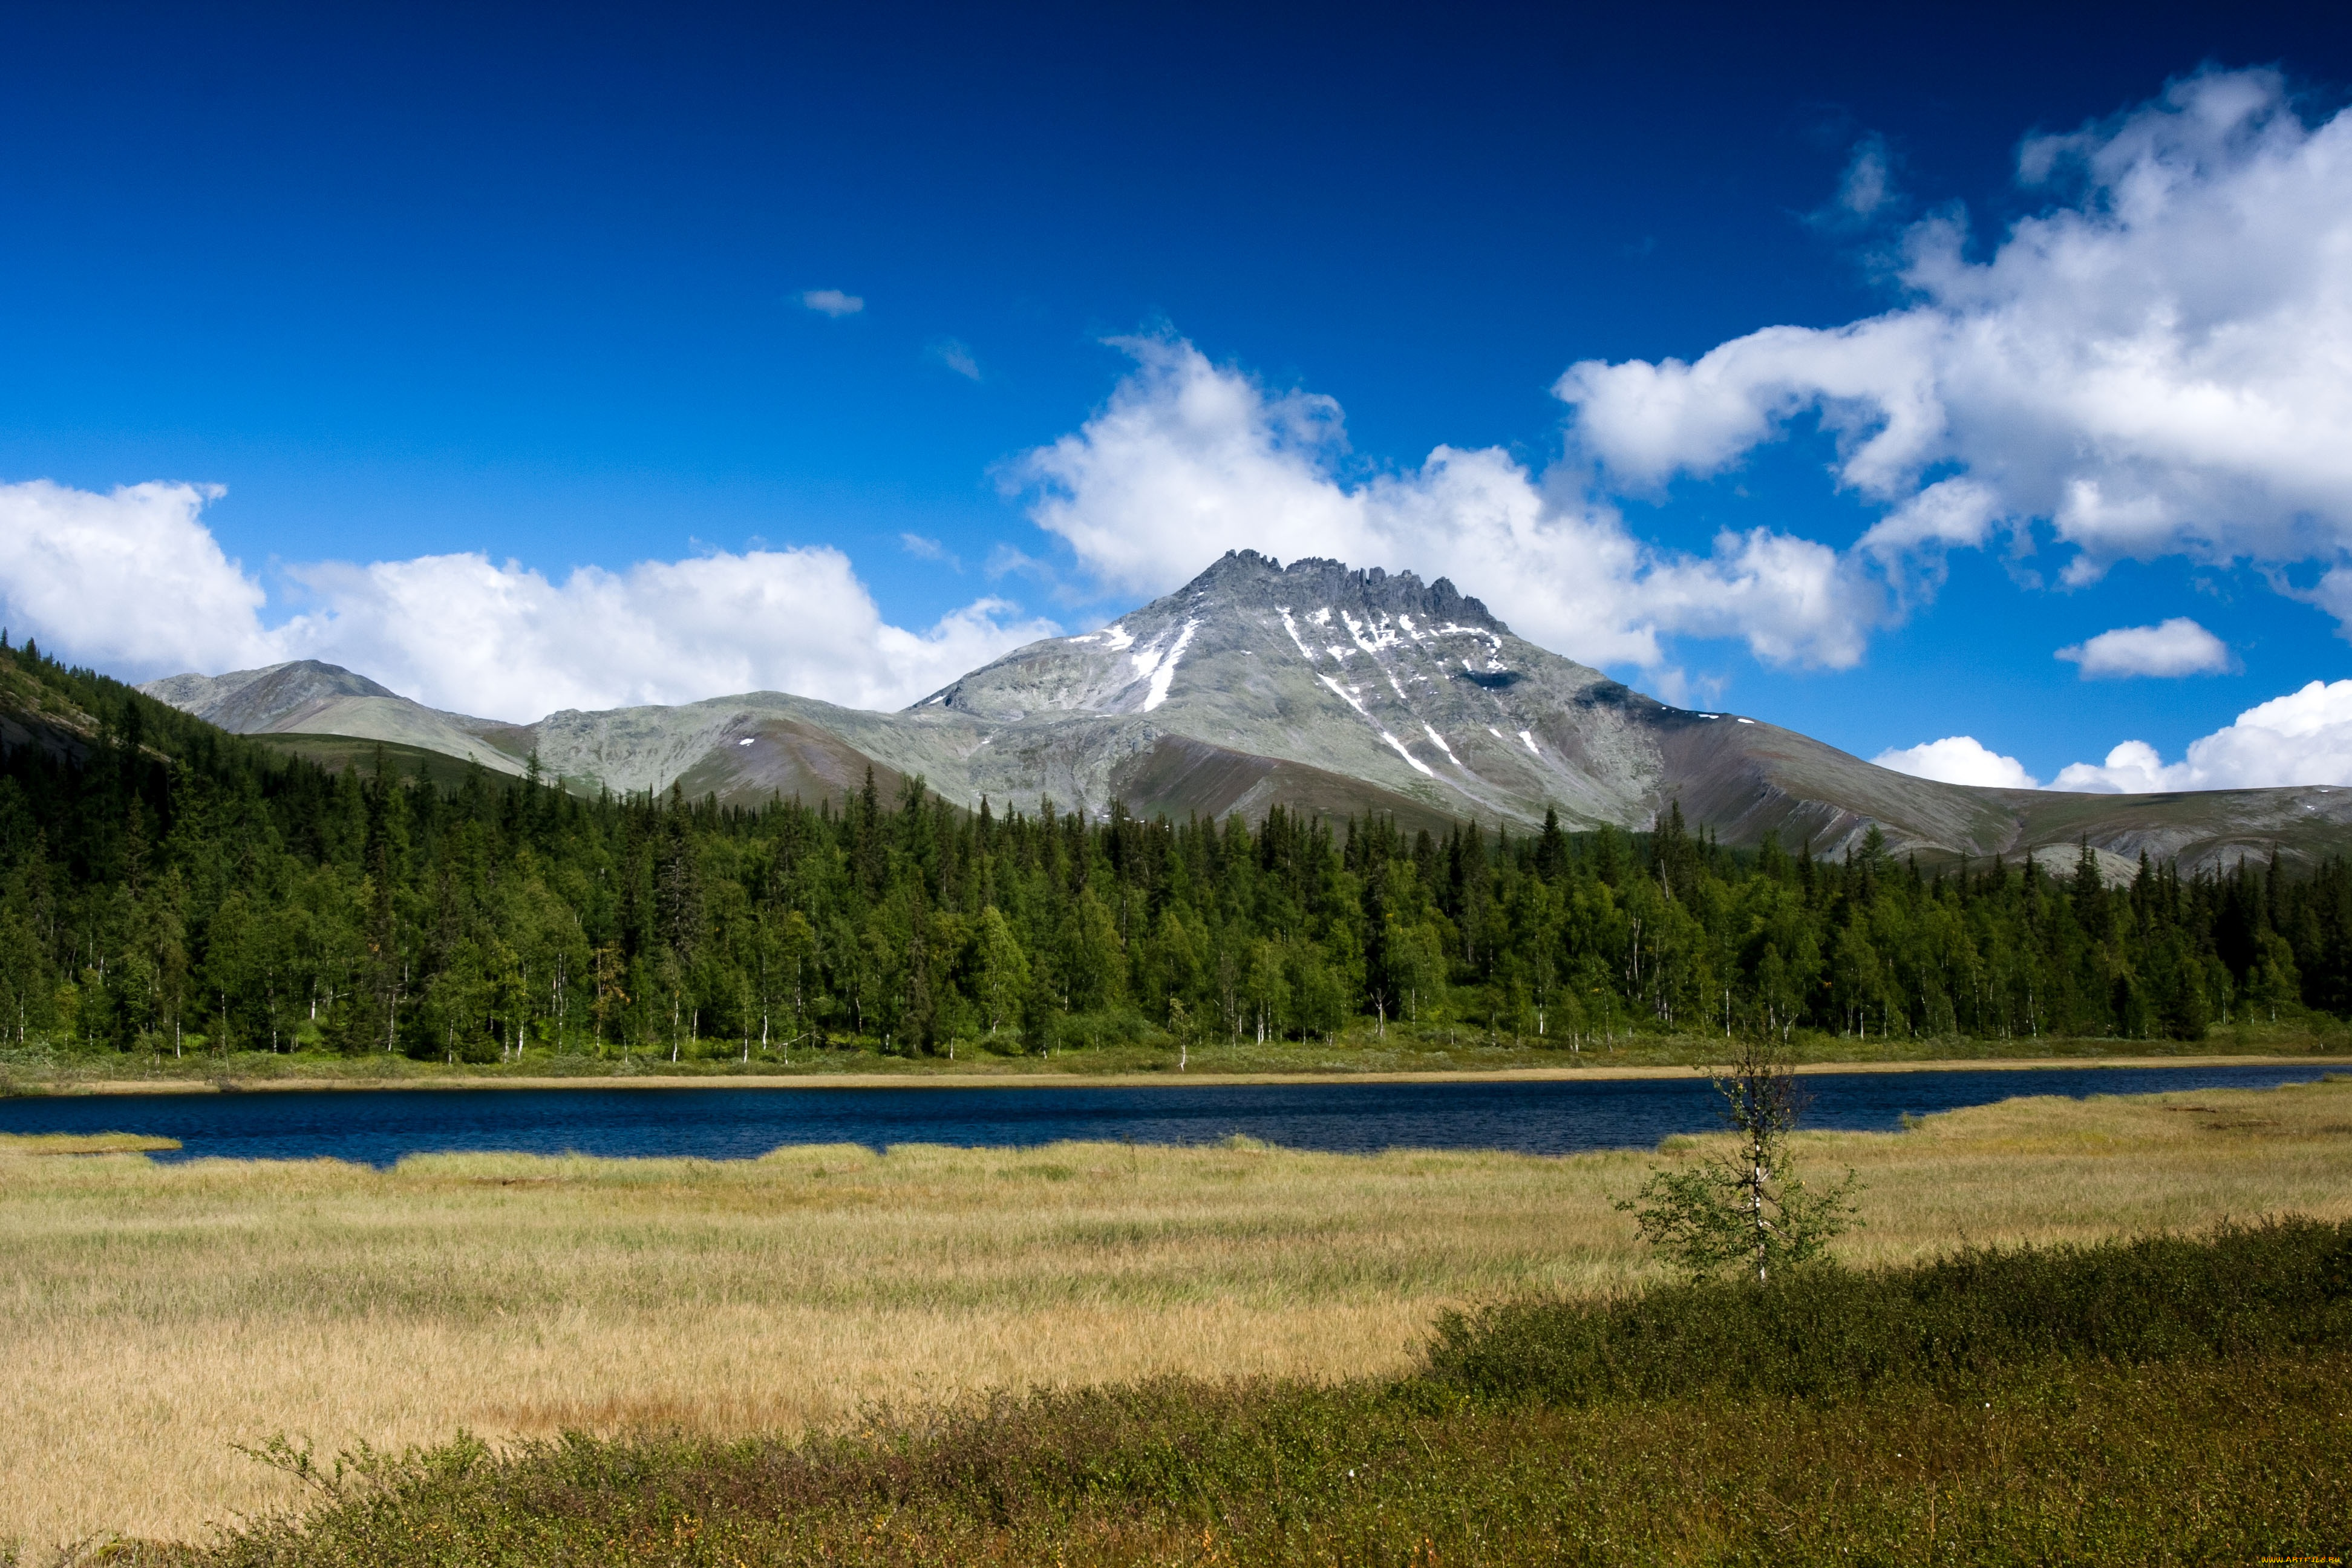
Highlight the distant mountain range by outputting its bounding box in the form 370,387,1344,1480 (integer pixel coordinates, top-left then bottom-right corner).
139,550,2352,874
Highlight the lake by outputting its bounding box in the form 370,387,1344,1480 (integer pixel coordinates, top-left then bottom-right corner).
0,1062,2336,1165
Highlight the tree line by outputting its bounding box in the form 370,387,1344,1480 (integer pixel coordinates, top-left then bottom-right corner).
1,636,2345,1062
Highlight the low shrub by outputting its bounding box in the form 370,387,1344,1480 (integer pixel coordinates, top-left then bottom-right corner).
184,1355,2352,1567
1425,1215,2352,1403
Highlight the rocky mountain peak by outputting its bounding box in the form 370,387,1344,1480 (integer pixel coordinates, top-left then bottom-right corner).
1184,550,1506,633
915,550,1534,732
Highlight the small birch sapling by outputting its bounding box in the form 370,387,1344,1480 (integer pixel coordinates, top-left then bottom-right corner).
1616,1035,1861,1283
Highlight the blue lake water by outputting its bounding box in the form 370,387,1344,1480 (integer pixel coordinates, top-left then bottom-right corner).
0,1063,2337,1166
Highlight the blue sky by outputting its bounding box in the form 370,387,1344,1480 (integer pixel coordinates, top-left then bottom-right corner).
4,1,2351,789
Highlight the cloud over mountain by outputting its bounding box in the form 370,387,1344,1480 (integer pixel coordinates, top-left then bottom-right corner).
1014,335,1877,674
1872,735,2039,789
2053,679,2352,792
1883,677,2352,796
0,479,1054,718
0,480,278,675
1555,69,2352,610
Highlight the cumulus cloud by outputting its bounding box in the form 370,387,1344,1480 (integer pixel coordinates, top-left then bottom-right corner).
1013,335,1880,671
1872,735,2040,789
0,479,278,675
800,288,864,317
2056,616,2231,678
0,479,1053,718
1555,69,2352,614
2053,679,2352,791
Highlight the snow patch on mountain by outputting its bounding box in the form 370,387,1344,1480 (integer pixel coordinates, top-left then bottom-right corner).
1381,731,1435,777
1140,619,1199,711
1276,608,1317,662
1318,673,1370,718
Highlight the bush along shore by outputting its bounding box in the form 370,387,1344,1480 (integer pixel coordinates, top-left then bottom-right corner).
8,641,2352,1076
87,1218,2348,1567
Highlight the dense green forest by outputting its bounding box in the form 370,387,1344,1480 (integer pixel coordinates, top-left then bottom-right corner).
0,636,2344,1062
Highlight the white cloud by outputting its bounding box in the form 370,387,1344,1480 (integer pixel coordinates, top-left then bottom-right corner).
800,288,864,317
1554,70,2352,614
2053,679,2352,791
1872,735,2039,789
2052,740,2177,793
0,478,1053,718
279,552,1053,719
1014,335,1879,671
0,480,277,675
930,339,981,381
2056,616,2230,678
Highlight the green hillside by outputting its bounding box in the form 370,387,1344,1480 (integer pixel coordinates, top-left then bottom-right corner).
245,732,511,792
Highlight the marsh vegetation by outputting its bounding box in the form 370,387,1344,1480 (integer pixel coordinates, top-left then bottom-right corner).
2,1074,2348,1554
183,1232,2351,1566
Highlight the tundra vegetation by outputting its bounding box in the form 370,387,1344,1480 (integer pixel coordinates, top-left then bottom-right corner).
1,638,2344,1078
2,1075,2348,1556
191,1335,2352,1567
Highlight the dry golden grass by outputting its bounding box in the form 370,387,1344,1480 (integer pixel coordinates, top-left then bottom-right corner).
2,1075,2348,1549
0,1131,180,1155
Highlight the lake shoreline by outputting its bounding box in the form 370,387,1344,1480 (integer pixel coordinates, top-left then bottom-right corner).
13,1052,2340,1095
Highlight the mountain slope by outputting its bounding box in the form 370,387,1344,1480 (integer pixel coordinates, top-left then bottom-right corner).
136,552,2352,872
143,660,530,777
1,645,108,762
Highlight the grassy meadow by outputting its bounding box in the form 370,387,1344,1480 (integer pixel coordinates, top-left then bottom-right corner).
1,1072,2348,1554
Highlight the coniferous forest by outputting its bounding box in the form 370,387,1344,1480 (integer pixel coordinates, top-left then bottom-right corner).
2,637,2346,1064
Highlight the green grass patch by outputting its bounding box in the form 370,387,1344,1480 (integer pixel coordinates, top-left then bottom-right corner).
0,1131,181,1155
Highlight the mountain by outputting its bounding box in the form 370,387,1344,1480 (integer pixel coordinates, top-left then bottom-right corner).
140,659,532,776
137,551,2352,872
